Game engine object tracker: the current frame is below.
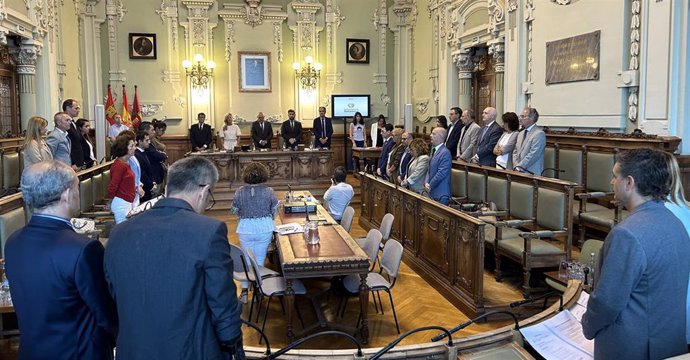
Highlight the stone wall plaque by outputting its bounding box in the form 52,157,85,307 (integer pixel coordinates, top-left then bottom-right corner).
545,30,600,85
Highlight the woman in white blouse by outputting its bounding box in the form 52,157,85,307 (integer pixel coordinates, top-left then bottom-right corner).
493,112,520,170
22,116,53,168
350,112,367,172
220,113,241,151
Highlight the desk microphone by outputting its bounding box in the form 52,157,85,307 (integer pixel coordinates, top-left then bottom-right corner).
304,200,310,222
513,166,534,175
510,291,564,311
431,310,519,342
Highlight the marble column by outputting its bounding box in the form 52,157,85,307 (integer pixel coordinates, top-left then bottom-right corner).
77,0,104,118
489,39,505,116
11,40,41,130
452,49,473,111
389,0,416,125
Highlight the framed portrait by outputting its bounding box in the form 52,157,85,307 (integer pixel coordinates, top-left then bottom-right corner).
346,39,370,64
129,33,157,60
238,51,272,92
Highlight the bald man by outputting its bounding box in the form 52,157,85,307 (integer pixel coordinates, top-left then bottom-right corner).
473,107,503,166
250,112,273,149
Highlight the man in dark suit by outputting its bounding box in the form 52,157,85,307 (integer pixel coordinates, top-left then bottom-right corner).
5,161,117,360
397,131,414,182
280,109,302,150
62,99,85,169
105,156,244,359
444,106,463,160
140,121,168,186
251,112,273,149
376,123,395,180
473,107,503,166
134,131,155,201
190,112,213,151
312,106,334,148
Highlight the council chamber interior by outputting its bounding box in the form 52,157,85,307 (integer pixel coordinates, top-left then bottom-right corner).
0,0,688,359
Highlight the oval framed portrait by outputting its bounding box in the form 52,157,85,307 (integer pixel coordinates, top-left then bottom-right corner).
346,38,370,64
129,33,157,60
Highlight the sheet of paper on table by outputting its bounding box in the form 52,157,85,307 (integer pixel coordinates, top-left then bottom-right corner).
520,291,593,360
275,223,304,235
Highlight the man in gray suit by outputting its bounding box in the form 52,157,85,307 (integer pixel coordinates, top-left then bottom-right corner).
512,107,545,175
456,109,481,162
105,156,244,359
46,112,73,168
582,149,690,360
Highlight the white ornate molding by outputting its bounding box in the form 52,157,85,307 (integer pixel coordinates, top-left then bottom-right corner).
488,0,505,37
627,0,641,122
524,0,535,22
416,98,429,115
488,38,504,72
523,0,534,100
550,0,570,5
0,0,7,23
272,21,283,62
507,0,518,12
219,1,287,29
11,41,40,74
452,49,473,78
220,17,235,62
325,0,344,56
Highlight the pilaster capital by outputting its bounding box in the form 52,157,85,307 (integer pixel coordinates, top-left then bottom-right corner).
452,49,473,77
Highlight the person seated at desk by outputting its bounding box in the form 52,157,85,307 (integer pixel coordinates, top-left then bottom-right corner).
251,112,273,150
190,112,213,152
231,162,278,303
324,166,354,222
280,109,302,150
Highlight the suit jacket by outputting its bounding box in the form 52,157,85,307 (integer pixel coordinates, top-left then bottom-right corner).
398,148,413,179
512,125,546,175
5,215,117,360
475,121,503,166
457,122,481,162
377,138,395,180
386,142,406,179
250,121,273,149
280,120,302,149
444,121,463,159
46,130,71,166
312,116,334,148
190,123,212,150
134,149,154,201
22,139,53,168
426,144,452,205
145,142,167,184
105,198,242,360
67,120,85,167
79,136,96,168
404,154,430,193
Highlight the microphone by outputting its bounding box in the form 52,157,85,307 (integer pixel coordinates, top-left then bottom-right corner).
510,291,564,312
304,200,310,222
513,166,534,175
496,163,506,170
541,168,566,177
430,310,519,342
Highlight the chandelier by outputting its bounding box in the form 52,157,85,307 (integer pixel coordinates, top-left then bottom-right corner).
182,54,216,89
292,56,322,90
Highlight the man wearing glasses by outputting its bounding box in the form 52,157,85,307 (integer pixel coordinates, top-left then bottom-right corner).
105,156,244,359
512,107,545,175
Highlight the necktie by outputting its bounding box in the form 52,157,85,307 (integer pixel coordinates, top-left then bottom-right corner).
261,122,264,132
431,146,436,158
521,129,529,147
290,121,294,129
480,125,489,142
321,118,326,137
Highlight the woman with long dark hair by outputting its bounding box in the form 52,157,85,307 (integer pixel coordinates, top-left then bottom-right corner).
349,112,367,173
76,118,97,168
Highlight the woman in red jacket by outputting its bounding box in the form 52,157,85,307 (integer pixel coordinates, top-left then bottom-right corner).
107,133,137,223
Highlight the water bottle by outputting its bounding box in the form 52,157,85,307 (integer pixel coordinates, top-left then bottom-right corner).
588,252,596,285
0,260,11,306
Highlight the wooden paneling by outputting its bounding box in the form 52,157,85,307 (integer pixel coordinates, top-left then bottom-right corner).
359,174,486,317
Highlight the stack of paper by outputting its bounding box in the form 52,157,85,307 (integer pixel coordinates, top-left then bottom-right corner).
520,292,593,360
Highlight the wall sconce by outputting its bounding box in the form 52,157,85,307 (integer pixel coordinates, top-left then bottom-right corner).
292,56,322,90
182,54,216,89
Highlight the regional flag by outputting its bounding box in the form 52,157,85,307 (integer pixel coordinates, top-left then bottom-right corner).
131,85,142,129
105,84,117,125
121,85,132,127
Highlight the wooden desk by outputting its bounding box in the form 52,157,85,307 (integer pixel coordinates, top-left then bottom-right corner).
352,147,382,173
274,191,371,343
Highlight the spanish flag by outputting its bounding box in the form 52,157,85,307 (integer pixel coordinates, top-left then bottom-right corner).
131,85,142,129
105,84,117,125
121,85,132,127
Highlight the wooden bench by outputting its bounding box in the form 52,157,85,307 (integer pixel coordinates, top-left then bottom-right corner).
451,162,579,296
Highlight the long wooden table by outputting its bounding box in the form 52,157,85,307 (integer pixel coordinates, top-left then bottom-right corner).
274,191,371,343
